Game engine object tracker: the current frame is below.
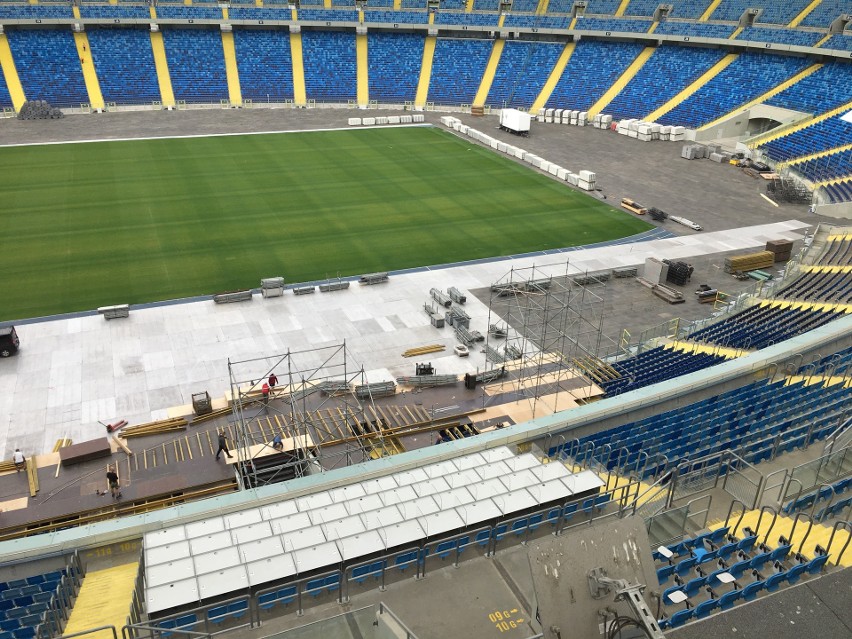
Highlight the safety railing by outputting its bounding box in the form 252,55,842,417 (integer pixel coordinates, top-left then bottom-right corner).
124,593,257,639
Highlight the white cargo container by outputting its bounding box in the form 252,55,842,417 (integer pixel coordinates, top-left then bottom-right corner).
500,108,533,133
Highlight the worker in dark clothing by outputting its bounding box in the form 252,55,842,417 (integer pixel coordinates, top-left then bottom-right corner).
106,466,121,499
268,373,278,389
215,432,233,461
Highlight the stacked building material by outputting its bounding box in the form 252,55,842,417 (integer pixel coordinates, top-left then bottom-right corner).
724,251,775,273
766,239,794,262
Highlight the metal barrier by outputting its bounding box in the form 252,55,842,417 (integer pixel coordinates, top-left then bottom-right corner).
421,526,490,573
340,546,420,602
60,627,120,639
826,521,852,567
124,594,257,639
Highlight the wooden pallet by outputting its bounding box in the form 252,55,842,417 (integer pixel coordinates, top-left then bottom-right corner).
120,417,188,439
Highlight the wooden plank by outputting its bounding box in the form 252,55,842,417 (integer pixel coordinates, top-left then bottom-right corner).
377,406,396,430
404,405,418,423
113,436,133,457
326,409,345,440
185,436,193,461
27,457,39,497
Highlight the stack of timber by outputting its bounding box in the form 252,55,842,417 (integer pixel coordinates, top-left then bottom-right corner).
724,251,775,273
120,417,188,438
403,344,445,357
766,239,793,262
572,356,620,384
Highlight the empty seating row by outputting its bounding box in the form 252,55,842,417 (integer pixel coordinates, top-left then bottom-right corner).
546,40,646,111
602,347,727,395
761,116,852,163
6,29,88,108
775,270,852,303
783,476,852,514
790,148,852,184
559,377,852,477
427,38,492,105
709,0,809,25
156,6,223,20
653,20,736,38
233,29,295,103
302,30,357,102
606,44,726,121
163,28,229,103
766,61,852,119
660,52,812,128
87,28,160,105
485,40,564,110
822,33,852,52
79,6,152,19
737,26,824,47
367,32,423,103
434,12,500,26
659,553,830,629
574,17,654,32
801,0,852,28
688,304,842,350
364,10,430,24
824,180,852,204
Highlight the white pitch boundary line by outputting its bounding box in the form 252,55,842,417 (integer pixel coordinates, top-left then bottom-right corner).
0,123,434,149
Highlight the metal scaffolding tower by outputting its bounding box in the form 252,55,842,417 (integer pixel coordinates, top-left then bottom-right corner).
484,262,614,418
227,342,385,489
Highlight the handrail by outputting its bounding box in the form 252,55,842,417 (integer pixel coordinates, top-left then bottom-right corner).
378,602,421,639
756,505,779,544
826,521,852,567
792,512,814,556
824,414,852,456
809,484,836,521
723,499,747,536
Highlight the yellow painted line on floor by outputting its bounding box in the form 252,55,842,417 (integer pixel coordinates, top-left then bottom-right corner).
827,233,852,242
394,0,401,9
64,562,140,639
149,31,175,107
414,36,436,107
729,26,744,39
788,141,852,167
615,0,630,17
536,0,550,14
569,16,577,29
699,63,823,131
647,21,659,34
789,0,823,28
72,5,80,18
530,41,576,114
324,0,332,7
699,0,722,21
712,510,852,567
665,340,748,360
750,99,852,147
588,46,655,117
149,5,156,19
221,30,242,106
356,33,369,106
645,53,738,122
73,31,105,110
785,375,851,388
758,299,852,314
289,31,307,105
0,34,26,111
800,265,852,273
814,33,833,48
472,38,505,107
498,14,505,27
465,0,474,12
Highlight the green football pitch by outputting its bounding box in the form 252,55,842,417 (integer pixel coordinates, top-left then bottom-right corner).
0,126,651,321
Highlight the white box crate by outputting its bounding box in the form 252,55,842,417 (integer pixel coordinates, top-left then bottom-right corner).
348,118,362,126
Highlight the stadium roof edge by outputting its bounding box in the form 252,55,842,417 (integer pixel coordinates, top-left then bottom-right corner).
2,313,851,562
